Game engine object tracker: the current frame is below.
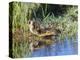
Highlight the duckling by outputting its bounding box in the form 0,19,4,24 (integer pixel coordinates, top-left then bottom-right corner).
28,20,40,35
28,20,61,37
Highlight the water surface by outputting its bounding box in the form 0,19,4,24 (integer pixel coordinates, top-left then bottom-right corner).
31,37,78,57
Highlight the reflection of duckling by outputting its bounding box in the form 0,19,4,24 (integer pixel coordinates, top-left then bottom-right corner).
28,20,61,37
29,40,45,51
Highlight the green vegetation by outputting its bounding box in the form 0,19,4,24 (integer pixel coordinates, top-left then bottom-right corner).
9,2,78,58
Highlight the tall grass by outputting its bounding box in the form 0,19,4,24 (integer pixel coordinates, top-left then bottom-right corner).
9,2,40,58
9,2,78,58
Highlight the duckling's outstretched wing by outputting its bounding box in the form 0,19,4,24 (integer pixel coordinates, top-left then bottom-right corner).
38,31,56,37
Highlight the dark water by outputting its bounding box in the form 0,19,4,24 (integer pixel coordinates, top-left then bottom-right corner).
30,37,78,57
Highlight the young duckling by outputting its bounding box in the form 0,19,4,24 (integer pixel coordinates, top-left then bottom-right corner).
28,20,40,35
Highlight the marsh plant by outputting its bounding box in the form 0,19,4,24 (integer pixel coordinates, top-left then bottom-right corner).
9,2,78,58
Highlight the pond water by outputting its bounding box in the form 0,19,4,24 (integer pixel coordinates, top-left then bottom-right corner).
30,37,78,57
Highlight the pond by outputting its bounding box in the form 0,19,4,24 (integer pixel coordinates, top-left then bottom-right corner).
30,37,78,57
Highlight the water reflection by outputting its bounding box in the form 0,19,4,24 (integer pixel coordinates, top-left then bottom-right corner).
31,37,78,57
